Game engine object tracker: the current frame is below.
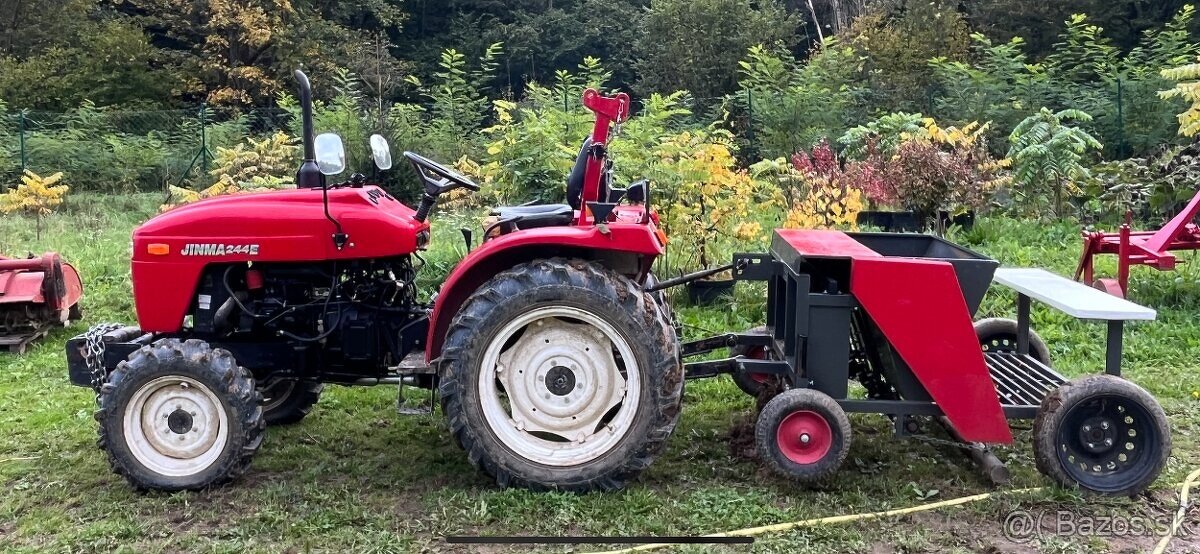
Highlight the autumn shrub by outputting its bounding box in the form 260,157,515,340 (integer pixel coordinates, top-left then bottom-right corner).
776,140,866,229
1,170,69,238
654,132,775,269
162,132,297,210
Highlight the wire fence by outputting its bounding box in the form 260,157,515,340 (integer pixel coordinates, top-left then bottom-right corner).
0,76,1170,196
0,106,295,194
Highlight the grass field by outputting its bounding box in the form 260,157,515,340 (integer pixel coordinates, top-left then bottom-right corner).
1,194,1199,553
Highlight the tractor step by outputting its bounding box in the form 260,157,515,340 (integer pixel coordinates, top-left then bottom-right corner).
393,351,433,374
984,352,1067,407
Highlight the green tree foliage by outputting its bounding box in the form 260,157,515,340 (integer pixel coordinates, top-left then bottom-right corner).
635,0,799,102
0,17,179,109
730,41,866,159
844,0,971,112
1007,108,1103,216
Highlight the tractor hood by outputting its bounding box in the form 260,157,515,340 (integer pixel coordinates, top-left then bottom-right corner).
133,186,428,263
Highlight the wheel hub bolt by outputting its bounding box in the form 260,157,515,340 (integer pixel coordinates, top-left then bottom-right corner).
799,433,811,445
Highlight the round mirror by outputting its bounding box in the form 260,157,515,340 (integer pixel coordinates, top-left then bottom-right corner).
370,134,393,170
314,133,346,176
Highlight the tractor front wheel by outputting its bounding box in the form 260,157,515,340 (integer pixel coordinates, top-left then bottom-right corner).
755,388,851,483
96,339,264,491
1033,375,1170,496
439,258,683,492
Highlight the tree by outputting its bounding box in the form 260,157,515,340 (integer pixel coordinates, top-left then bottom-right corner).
843,0,971,113
1,170,69,239
731,41,867,159
1007,108,1103,216
635,0,798,102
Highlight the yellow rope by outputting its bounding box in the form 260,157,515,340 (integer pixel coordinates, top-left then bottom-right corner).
583,487,1047,554
1152,467,1200,554
584,470,1200,554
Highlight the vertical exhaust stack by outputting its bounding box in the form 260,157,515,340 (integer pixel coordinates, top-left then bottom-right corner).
294,70,323,189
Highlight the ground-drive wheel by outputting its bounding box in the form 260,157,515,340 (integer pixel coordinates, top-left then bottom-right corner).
258,377,323,425
730,326,777,398
96,338,264,491
755,388,851,483
974,317,1051,365
439,258,683,492
1033,375,1170,496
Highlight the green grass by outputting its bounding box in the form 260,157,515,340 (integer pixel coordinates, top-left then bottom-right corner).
1,195,1198,553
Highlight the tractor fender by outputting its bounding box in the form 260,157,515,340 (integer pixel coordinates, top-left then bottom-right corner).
425,222,664,363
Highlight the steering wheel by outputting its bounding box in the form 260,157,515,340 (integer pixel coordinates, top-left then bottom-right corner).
403,151,481,196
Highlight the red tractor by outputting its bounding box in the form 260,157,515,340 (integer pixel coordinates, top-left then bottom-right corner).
68,71,1170,498
67,71,680,492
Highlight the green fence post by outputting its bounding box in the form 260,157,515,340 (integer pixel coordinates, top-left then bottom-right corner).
746,89,754,155
18,110,27,173
1115,77,1126,159
199,104,209,176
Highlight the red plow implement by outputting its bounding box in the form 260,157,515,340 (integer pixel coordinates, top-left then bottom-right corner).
1076,186,1200,297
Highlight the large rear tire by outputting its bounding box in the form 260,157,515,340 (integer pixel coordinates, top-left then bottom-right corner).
439,258,683,492
96,338,264,491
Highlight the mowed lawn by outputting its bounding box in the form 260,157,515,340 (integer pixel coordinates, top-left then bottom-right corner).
1,194,1199,553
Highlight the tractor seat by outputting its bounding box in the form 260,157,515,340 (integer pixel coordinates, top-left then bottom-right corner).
490,204,574,229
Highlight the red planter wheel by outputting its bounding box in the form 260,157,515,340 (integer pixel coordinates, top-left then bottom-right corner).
775,410,833,465
755,388,851,483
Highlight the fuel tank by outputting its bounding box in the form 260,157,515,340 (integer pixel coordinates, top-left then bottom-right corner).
130,186,428,332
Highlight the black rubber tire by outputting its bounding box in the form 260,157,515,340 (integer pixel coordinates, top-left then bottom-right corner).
96,338,264,491
259,379,323,426
755,388,851,483
438,258,683,492
1033,375,1171,496
974,317,1052,365
730,326,774,397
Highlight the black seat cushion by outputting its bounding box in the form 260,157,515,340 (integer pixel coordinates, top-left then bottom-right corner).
491,204,574,228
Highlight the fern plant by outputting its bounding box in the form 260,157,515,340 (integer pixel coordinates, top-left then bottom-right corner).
1006,108,1103,217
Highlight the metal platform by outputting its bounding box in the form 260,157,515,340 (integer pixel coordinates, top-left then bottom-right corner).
985,352,1067,412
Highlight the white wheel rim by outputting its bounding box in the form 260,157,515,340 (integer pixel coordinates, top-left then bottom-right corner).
122,375,229,477
479,306,641,467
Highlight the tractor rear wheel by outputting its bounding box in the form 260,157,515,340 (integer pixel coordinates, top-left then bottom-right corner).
1033,375,1170,496
439,258,683,492
259,378,323,425
974,318,1051,365
96,339,264,491
756,388,851,483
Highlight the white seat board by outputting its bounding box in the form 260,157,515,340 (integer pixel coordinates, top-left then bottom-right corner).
992,267,1156,321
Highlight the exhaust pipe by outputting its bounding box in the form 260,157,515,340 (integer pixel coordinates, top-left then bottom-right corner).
294,70,322,189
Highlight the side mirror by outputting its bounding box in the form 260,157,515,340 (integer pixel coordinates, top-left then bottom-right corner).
370,134,393,170
315,133,346,176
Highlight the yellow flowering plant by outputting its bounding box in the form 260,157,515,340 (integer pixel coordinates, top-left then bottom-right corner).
161,132,298,211
1,170,70,239
655,131,775,270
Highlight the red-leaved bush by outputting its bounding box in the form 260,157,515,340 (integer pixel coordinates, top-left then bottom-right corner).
792,139,897,207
